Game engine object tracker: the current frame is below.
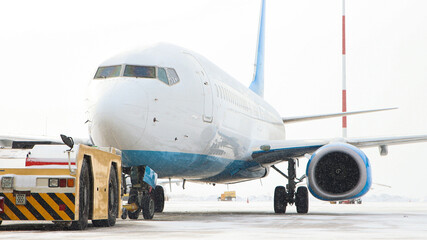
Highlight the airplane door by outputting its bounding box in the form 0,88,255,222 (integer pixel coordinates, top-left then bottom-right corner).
185,53,214,123
200,70,214,123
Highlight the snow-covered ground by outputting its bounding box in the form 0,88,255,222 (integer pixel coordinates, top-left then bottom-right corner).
1,201,426,239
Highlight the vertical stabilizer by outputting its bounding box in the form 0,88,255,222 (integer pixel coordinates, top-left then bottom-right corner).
249,0,266,98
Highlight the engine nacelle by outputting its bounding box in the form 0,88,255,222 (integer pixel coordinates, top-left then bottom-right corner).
306,143,372,201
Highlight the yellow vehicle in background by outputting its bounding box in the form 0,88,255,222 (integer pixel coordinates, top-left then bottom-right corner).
218,191,236,201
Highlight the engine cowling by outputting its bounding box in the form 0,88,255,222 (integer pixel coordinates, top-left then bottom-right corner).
306,143,372,201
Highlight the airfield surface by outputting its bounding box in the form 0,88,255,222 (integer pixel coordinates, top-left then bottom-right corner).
1,201,426,239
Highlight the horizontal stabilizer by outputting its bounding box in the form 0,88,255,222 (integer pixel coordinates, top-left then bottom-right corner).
282,107,397,124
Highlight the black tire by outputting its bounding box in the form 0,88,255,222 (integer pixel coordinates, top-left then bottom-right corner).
128,208,141,220
154,186,165,213
0,220,2,225
70,160,90,230
295,186,309,214
142,194,155,220
127,189,141,220
274,186,287,214
121,208,128,220
92,166,119,227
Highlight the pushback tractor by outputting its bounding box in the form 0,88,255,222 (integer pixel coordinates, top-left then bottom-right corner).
0,140,163,230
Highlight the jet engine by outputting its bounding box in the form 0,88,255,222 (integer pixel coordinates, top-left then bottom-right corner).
306,143,372,201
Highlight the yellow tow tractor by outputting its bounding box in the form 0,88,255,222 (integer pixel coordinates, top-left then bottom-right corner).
0,143,121,230
0,135,163,229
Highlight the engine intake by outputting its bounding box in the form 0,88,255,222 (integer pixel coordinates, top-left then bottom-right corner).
307,143,372,201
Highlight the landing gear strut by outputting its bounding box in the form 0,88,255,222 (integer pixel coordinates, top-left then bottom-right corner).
272,159,308,214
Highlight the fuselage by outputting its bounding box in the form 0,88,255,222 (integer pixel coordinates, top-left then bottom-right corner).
87,43,286,183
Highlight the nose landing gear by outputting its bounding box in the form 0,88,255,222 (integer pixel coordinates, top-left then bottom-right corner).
122,166,165,220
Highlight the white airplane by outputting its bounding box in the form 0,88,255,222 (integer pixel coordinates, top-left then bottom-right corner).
2,0,427,215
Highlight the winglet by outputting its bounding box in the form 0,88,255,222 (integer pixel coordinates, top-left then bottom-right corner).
249,0,266,98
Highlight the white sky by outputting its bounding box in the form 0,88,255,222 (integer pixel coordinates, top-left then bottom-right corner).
1,0,427,200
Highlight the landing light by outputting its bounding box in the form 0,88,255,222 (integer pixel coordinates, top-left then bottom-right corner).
260,145,271,151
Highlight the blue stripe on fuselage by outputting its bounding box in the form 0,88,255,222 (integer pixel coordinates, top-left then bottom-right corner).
122,150,262,181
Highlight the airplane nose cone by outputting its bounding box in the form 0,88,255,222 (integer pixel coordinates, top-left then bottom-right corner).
90,82,148,149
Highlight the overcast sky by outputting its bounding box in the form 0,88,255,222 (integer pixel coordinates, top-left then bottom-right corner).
1,0,427,200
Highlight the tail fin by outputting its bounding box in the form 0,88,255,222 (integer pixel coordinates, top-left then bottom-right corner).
249,0,266,98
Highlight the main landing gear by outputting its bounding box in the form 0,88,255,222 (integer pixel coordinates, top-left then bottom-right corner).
272,159,309,214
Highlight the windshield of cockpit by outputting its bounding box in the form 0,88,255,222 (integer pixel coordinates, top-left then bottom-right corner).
123,65,156,78
94,65,121,79
93,65,180,86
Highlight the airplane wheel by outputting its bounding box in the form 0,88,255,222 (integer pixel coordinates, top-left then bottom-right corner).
295,186,309,214
70,161,90,230
121,208,128,219
127,189,141,220
93,166,119,227
128,208,141,220
142,195,155,220
154,186,165,213
274,186,287,214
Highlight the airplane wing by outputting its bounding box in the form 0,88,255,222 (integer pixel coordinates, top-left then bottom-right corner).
251,135,427,165
0,134,92,148
251,139,327,165
282,108,396,124
252,107,427,164
346,135,427,148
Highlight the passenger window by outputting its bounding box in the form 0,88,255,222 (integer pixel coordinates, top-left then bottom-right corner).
166,68,180,85
158,68,169,85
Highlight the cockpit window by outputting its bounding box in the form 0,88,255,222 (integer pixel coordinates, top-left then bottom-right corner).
124,65,156,78
94,65,121,79
157,68,169,85
166,68,180,85
94,64,180,86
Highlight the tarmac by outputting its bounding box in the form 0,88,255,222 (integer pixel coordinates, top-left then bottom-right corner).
1,200,426,239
